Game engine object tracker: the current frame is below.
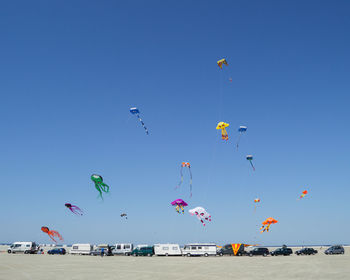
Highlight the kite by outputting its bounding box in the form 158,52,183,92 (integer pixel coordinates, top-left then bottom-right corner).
260,217,278,233
120,213,128,219
91,174,110,199
254,198,260,211
171,199,188,214
217,58,228,69
189,207,212,226
236,126,247,150
65,203,83,216
246,155,255,171
216,122,229,141
130,107,149,135
41,226,63,243
176,162,192,197
299,190,308,199
229,77,233,82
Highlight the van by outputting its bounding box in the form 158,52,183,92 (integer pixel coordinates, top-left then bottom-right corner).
112,243,133,255
182,243,217,257
154,244,182,256
131,246,154,256
217,244,246,256
70,244,93,255
8,242,38,254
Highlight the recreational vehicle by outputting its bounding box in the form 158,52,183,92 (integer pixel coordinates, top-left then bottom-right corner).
154,244,182,256
112,243,133,255
182,243,217,257
70,244,93,255
7,242,38,254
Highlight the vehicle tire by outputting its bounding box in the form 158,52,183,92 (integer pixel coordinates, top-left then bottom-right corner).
7,250,11,254
249,253,253,257
24,251,29,254
187,253,191,257
148,254,152,257
263,253,267,257
219,252,223,256
204,253,209,257
237,252,242,256
165,253,169,257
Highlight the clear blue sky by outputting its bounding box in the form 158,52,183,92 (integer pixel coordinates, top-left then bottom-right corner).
1,0,350,246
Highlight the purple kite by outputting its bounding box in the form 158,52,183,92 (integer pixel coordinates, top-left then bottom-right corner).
171,199,188,214
65,203,83,216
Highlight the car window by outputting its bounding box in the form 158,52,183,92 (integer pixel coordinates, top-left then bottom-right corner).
125,245,130,249
184,246,188,250
163,247,169,250
198,247,202,250
191,246,196,250
172,247,178,250
73,246,78,250
117,245,121,249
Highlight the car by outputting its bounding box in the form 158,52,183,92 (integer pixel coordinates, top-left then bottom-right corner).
248,247,269,257
217,244,247,256
295,248,318,255
90,247,113,256
325,245,344,255
131,246,154,256
270,247,293,256
47,248,66,255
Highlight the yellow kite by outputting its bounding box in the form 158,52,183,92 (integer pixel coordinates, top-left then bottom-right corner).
217,58,228,69
216,122,229,141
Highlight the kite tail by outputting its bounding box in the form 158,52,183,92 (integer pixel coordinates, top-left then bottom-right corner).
100,183,110,193
175,167,184,189
175,205,180,213
236,133,242,150
180,205,184,214
95,184,104,199
222,129,228,141
48,234,57,243
137,114,149,135
250,161,255,171
189,167,193,197
51,231,63,241
72,206,83,216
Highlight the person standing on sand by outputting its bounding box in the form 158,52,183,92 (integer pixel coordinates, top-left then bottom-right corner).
101,248,104,257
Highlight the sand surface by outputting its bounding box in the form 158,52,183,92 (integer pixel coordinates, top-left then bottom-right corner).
1,248,349,280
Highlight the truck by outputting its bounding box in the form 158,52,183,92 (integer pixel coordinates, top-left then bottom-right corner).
182,243,217,257
8,242,38,254
154,244,182,256
69,244,93,255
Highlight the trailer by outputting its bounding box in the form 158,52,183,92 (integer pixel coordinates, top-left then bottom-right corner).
154,244,182,256
182,243,217,257
70,244,93,255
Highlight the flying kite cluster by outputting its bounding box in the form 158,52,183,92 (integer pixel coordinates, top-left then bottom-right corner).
37,57,311,243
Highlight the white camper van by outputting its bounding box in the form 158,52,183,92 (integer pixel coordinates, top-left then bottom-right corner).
154,244,182,256
70,244,93,255
112,243,133,255
8,242,38,254
182,243,217,257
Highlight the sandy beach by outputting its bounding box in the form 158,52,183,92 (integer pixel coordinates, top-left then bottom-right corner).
1,247,349,280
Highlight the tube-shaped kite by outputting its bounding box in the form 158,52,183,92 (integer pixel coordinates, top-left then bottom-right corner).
217,58,228,69
260,217,278,233
171,199,188,214
236,126,247,150
246,155,255,171
189,207,211,226
41,226,63,243
254,198,260,212
216,122,229,141
299,190,308,199
130,107,149,135
91,174,110,199
176,162,192,197
65,203,83,216
120,213,127,219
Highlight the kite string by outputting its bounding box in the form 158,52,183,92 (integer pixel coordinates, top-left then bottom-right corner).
136,113,149,135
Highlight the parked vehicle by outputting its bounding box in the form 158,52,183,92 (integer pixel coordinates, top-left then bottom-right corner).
217,244,246,256
182,243,217,257
295,248,318,255
48,248,66,255
70,244,93,255
248,247,269,257
131,246,154,256
325,245,344,255
90,247,113,256
112,243,133,255
7,242,38,254
154,244,182,256
270,246,293,256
